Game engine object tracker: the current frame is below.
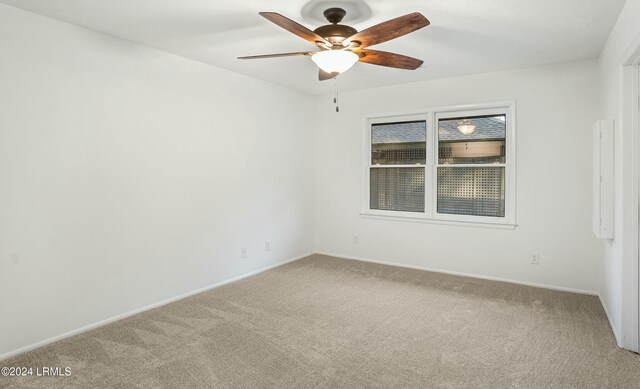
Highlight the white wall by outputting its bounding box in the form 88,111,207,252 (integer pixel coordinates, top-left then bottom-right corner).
315,60,601,293
0,4,315,358
597,0,640,350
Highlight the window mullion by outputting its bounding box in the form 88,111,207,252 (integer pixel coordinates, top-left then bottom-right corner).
424,111,435,219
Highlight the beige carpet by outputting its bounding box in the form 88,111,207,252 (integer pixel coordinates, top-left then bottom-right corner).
2,254,640,389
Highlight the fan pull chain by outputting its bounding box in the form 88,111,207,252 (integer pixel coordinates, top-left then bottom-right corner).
333,78,340,113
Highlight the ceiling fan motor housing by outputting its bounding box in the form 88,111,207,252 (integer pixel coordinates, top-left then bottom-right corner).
314,24,357,44
314,8,358,45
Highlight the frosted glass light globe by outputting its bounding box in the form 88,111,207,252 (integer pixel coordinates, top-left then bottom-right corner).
312,50,359,74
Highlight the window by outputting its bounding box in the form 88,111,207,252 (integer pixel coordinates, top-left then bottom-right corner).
437,114,506,218
363,103,515,227
370,120,426,213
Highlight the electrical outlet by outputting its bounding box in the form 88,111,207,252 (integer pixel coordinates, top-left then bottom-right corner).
241,248,248,259
353,235,359,244
530,254,540,265
265,241,271,251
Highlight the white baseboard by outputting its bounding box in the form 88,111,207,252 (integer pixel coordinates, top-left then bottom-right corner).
315,251,599,296
0,252,312,362
599,294,623,347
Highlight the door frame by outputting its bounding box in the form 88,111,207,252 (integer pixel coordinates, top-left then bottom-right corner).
622,40,640,352
635,59,640,353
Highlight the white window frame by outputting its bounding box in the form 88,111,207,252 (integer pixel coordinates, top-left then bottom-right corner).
361,101,517,229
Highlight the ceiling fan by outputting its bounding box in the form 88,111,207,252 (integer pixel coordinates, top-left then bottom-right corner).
238,8,430,81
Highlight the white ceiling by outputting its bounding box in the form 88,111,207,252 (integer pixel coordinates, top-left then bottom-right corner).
0,0,625,95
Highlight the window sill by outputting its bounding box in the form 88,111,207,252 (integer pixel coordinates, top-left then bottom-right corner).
359,212,518,230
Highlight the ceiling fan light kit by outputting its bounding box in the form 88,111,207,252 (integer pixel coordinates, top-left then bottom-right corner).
238,7,429,81
311,50,359,74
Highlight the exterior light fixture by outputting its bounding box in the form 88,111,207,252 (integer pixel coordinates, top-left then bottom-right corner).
457,119,477,135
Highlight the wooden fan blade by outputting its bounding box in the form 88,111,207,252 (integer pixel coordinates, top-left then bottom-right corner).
319,69,339,81
357,49,423,70
259,12,331,47
344,13,429,48
238,51,315,60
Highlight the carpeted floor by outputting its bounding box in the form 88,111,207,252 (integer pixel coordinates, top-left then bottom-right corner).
2,254,640,389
